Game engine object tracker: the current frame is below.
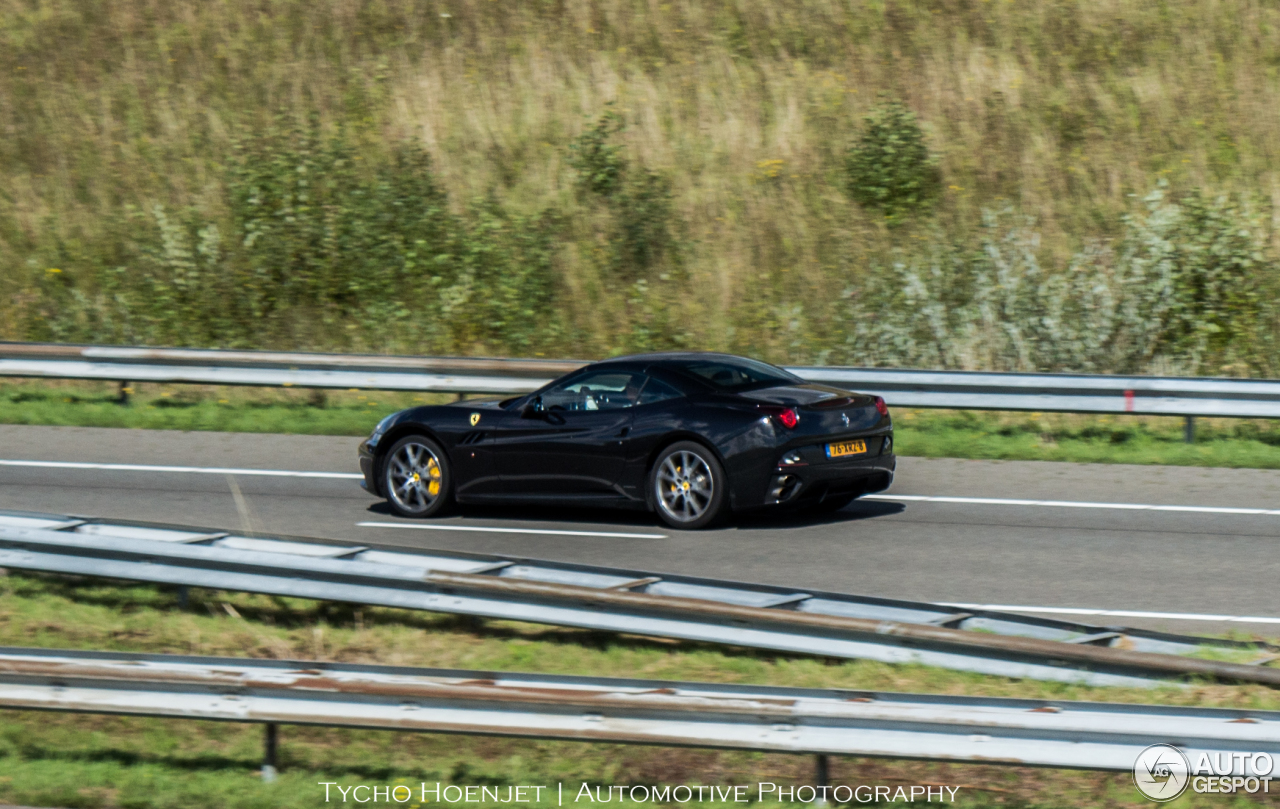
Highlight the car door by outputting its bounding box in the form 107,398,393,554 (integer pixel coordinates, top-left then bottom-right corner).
449,406,513,499
494,370,644,498
614,373,690,501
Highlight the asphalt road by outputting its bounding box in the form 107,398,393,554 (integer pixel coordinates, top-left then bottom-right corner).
1,424,1277,637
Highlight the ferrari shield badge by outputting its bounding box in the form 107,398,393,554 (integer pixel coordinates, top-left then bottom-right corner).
469,412,481,426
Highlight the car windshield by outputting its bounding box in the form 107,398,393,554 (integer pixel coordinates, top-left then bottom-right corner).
678,358,800,391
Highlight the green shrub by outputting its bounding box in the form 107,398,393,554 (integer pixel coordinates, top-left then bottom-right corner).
569,107,675,277
613,169,674,275
1141,187,1266,365
24,117,560,356
567,105,627,200
844,101,940,226
449,198,561,352
842,185,1276,375
227,118,457,341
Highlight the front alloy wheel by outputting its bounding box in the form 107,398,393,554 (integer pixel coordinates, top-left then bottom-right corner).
651,441,727,530
383,435,451,518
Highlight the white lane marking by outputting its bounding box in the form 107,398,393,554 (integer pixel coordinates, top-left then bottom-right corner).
358,521,667,540
942,603,1280,625
0,460,363,479
864,493,1280,516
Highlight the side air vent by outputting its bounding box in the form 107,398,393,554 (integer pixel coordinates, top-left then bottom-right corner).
459,431,487,446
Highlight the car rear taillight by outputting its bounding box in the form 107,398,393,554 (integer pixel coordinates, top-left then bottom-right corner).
758,405,799,429
874,396,889,417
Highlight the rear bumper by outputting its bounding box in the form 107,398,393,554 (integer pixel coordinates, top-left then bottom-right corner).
762,452,896,506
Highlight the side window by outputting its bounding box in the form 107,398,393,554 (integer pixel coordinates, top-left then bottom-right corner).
636,376,684,406
540,372,645,411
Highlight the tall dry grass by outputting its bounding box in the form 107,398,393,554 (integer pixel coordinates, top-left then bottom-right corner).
2,0,1279,363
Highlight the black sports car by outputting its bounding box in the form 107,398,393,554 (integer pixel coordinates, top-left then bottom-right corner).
358,352,894,529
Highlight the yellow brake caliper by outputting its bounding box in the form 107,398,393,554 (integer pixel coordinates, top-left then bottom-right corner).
426,458,441,496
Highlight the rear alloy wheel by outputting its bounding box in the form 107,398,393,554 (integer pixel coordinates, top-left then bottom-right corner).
382,435,452,518
650,441,727,530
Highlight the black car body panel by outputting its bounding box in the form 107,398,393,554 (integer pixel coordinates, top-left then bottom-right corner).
359,353,895,514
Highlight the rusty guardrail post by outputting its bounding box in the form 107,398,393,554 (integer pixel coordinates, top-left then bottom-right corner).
814,754,831,804
263,723,279,783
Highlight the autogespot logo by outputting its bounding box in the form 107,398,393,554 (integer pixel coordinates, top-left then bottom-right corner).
1134,744,1191,802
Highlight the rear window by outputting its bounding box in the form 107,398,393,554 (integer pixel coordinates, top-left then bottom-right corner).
678,359,800,391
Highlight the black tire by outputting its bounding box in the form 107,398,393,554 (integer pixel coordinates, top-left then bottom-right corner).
381,434,453,518
813,492,858,513
648,441,728,530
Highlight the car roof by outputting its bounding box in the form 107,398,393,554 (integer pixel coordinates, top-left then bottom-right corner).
586,352,804,394
592,351,765,367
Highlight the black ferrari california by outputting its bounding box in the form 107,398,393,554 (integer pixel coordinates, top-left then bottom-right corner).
358,352,895,529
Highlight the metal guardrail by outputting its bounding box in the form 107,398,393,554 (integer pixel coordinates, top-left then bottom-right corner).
0,646,1276,776
0,342,572,395
0,510,1274,689
791,368,1280,419
4,341,1280,418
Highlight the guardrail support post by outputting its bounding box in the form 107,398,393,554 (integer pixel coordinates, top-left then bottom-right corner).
117,381,130,405
262,722,279,783
1184,415,1195,444
814,754,830,804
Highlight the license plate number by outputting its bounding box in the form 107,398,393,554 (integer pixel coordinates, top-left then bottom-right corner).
826,439,867,458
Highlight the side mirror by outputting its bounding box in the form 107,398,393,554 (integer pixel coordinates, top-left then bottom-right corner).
520,396,544,419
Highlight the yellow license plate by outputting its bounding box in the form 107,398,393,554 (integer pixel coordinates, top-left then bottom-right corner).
826,439,867,458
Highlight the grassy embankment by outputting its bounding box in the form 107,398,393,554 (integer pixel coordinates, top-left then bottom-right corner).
4,378,1280,470
0,572,1274,809
2,0,1280,370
